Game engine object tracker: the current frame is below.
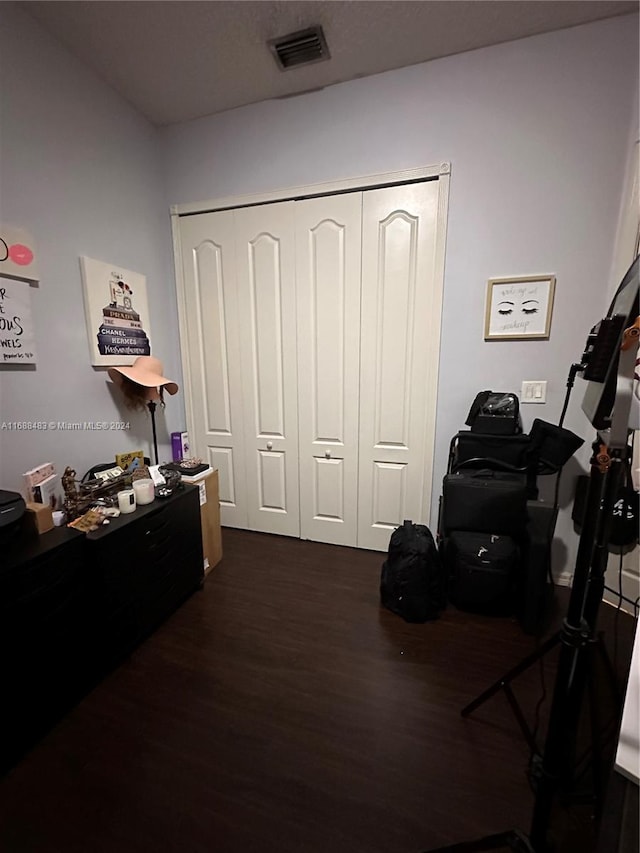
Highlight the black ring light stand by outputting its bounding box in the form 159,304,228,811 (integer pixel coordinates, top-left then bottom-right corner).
424,256,639,853
458,441,625,778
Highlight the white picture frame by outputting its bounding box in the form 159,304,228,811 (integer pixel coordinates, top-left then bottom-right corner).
0,276,37,364
484,275,556,341
80,256,152,366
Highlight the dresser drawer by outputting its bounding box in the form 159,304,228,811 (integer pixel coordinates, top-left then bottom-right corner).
0,537,86,640
85,486,203,666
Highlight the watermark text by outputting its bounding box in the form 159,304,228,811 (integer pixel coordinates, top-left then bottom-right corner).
1,421,130,431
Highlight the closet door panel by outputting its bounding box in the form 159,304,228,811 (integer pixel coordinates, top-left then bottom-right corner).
178,212,248,528
358,181,441,550
296,193,362,545
372,462,407,527
235,203,300,536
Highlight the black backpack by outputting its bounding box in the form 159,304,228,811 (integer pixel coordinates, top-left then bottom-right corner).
380,520,446,623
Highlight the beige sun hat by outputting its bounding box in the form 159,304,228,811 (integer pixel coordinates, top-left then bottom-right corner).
108,356,179,395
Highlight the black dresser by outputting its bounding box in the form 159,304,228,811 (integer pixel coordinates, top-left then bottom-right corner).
1,485,204,772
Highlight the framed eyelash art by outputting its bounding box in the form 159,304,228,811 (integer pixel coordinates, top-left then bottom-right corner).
484,275,556,341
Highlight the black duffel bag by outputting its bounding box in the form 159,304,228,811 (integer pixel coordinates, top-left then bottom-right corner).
441,469,528,537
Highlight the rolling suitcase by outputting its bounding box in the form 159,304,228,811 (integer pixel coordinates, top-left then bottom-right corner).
441,469,528,537
444,531,519,614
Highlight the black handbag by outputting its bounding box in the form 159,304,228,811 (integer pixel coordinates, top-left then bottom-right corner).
465,391,522,435
441,469,528,537
572,455,639,550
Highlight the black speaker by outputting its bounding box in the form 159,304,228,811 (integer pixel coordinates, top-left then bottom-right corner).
517,502,556,635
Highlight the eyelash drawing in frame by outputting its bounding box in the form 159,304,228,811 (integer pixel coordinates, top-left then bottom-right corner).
521,299,539,315
485,275,556,340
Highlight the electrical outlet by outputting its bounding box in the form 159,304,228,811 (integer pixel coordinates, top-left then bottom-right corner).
521,380,547,403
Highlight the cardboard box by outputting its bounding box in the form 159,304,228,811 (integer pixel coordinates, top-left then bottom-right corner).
193,469,222,576
25,501,54,534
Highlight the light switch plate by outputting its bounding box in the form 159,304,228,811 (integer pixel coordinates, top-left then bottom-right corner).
521,380,547,403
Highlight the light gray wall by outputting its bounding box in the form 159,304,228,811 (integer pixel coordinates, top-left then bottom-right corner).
0,4,637,579
161,15,639,576
0,3,185,493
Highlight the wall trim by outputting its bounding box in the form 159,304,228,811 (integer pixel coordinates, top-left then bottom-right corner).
557,566,638,616
170,217,197,468
423,170,450,525
170,163,450,217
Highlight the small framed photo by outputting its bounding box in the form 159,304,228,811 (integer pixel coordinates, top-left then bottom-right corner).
484,275,556,341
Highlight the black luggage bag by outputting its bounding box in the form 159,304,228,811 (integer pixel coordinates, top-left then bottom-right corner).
444,531,519,614
441,469,528,537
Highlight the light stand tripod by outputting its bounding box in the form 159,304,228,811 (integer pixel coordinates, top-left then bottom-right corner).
528,443,625,849
424,255,639,853
459,443,627,762
424,444,626,853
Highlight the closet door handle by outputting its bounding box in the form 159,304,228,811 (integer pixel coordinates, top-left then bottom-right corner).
266,441,273,451
325,450,331,459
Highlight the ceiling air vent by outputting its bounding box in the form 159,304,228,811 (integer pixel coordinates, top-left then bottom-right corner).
269,26,330,71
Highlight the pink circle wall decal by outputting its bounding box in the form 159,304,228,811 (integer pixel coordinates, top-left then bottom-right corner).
8,244,34,265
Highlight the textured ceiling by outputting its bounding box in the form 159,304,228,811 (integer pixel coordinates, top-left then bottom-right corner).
21,0,639,127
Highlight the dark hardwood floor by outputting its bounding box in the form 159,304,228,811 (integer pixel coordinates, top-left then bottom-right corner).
0,528,635,853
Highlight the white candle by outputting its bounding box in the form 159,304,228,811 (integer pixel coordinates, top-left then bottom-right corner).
133,479,155,505
118,489,136,514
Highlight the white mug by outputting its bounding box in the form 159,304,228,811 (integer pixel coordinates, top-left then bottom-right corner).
118,489,136,514
133,478,155,505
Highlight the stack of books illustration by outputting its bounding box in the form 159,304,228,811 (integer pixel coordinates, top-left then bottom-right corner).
97,279,150,357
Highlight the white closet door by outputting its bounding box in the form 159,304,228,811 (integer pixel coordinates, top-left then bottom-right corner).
358,181,441,551
178,211,248,528
235,203,300,536
295,192,363,545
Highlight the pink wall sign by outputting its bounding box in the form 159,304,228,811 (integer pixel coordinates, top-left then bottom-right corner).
0,225,39,282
